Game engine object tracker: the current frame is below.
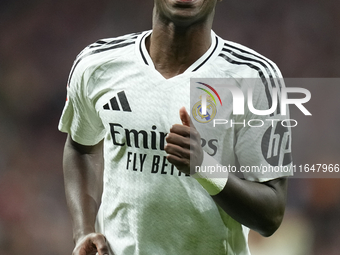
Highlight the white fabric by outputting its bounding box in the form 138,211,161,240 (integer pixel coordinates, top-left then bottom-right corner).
192,151,228,196
59,30,293,255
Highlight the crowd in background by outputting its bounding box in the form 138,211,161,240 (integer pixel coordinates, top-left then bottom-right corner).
0,0,339,254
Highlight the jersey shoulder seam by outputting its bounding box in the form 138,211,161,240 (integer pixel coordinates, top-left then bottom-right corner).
67,31,143,86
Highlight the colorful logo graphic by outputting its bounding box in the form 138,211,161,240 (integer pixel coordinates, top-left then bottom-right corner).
192,82,222,123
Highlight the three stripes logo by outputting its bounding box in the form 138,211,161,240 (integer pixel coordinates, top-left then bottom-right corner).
103,91,131,112
192,82,222,124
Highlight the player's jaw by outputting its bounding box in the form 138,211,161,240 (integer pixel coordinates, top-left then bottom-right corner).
153,0,218,27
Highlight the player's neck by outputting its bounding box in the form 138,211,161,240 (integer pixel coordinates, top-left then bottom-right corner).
147,22,212,79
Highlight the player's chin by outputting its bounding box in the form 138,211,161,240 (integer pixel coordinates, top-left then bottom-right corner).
169,12,205,27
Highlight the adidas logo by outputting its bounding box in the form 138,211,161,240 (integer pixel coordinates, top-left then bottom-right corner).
103,91,131,112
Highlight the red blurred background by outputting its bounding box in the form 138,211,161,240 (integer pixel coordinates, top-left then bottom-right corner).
0,0,339,254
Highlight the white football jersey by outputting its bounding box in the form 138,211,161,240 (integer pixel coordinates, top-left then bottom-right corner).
59,30,293,255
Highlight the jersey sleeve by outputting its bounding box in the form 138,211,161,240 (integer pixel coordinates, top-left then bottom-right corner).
58,60,105,146
234,75,293,182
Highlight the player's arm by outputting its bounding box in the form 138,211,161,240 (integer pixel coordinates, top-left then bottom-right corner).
165,107,287,237
212,175,287,237
63,135,109,255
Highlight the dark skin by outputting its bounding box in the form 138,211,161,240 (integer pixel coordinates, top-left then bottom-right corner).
63,136,109,255
63,0,287,254
165,107,287,237
148,0,218,78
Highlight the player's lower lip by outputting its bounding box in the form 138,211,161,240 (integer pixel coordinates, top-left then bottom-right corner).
173,0,197,5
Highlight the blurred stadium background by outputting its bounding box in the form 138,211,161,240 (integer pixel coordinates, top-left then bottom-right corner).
0,0,339,254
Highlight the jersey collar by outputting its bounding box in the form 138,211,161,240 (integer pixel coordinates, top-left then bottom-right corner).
136,30,221,73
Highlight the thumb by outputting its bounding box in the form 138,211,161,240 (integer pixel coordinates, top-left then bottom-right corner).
179,106,192,127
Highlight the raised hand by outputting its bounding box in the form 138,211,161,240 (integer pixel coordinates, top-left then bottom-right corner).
165,107,203,175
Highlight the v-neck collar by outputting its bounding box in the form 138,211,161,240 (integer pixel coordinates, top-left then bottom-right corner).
136,30,221,77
